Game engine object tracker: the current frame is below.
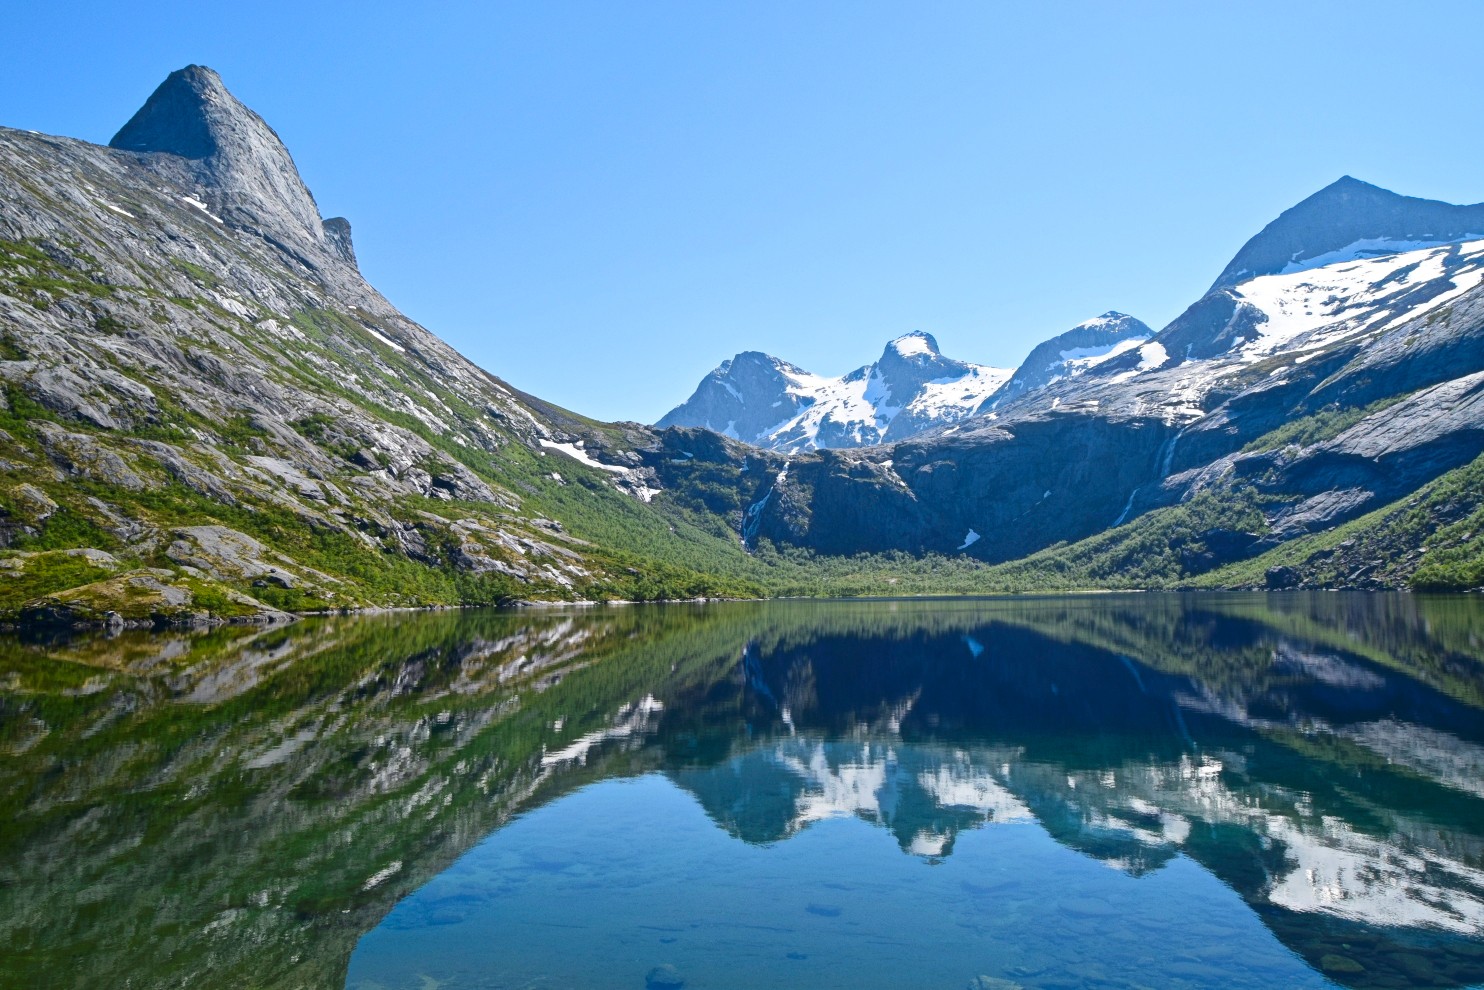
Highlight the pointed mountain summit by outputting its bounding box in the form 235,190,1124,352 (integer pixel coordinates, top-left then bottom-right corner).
110,65,348,258
1208,176,1484,291
1147,178,1484,365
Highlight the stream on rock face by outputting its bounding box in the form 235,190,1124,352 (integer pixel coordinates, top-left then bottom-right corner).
3,593,1484,989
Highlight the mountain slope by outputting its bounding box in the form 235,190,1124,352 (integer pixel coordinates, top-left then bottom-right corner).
657,331,1010,451
1209,175,1484,290
0,66,778,623
693,179,1484,587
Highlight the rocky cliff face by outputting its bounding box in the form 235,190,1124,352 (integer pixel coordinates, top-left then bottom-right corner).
0,66,762,623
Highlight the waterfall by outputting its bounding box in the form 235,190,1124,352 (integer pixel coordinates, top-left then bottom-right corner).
1113,425,1190,527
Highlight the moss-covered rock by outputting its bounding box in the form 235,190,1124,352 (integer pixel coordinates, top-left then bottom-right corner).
16,567,280,629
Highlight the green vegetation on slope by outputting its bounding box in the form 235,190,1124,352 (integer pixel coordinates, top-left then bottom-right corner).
5,212,1482,617
1199,452,1484,592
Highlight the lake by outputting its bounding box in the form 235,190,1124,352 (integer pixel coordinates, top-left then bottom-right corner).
3,594,1484,988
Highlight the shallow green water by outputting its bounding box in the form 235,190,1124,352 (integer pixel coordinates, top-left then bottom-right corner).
4,594,1484,988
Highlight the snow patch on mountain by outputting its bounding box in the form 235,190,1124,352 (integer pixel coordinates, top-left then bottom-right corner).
890,333,935,358
1058,336,1146,370
1279,235,1484,276
539,439,627,474
1136,341,1168,370
1231,237,1484,360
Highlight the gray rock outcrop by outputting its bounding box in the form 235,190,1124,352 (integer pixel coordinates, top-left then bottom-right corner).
110,65,330,256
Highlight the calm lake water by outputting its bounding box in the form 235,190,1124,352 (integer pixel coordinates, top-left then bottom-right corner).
4,595,1484,989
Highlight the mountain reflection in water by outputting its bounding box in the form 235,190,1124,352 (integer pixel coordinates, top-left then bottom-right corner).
2,594,1483,988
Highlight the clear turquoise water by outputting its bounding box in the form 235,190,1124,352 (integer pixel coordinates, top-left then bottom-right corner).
342,594,1484,990
5,594,1483,988
350,774,1338,989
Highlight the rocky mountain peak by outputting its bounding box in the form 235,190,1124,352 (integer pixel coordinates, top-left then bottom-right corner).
109,65,226,160
876,331,969,400
1208,176,1484,291
1080,311,1142,331
883,331,941,361
1312,174,1377,198
110,65,333,254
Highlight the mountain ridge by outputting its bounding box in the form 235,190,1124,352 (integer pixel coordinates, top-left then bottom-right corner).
2,67,1482,624
657,330,1012,451
695,177,1484,584
1209,175,1484,290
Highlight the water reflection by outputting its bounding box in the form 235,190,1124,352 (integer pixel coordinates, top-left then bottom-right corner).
2,594,1483,988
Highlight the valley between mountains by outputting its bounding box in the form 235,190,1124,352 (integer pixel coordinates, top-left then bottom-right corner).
2,66,1483,627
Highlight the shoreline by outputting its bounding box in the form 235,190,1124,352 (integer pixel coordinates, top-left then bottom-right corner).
3,585,1465,636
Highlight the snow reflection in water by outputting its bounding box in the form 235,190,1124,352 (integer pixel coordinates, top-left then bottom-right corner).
348,596,1484,990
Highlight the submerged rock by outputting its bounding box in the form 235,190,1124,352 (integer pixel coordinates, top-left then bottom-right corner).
967,977,1024,990
644,964,685,989
1320,953,1366,975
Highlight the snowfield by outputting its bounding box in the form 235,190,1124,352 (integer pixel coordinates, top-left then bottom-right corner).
1232,238,1484,360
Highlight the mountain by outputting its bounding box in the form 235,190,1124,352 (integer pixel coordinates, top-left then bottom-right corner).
977,311,1152,411
0,65,783,625
662,178,1484,589
3,66,1481,611
109,65,339,258
661,314,1156,452
1209,175,1484,290
657,331,1011,451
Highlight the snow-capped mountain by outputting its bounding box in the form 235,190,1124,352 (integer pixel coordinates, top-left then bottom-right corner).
978,311,1151,412
657,331,1010,451
1083,217,1484,413
1152,234,1484,369
688,176,1484,571
1209,175,1484,290
7,63,1482,597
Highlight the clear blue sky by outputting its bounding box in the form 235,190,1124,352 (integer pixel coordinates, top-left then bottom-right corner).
6,2,1484,423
